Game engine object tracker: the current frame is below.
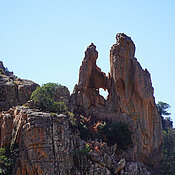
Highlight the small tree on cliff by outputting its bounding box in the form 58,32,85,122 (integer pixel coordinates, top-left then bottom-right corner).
156,101,171,116
156,101,172,130
156,101,175,174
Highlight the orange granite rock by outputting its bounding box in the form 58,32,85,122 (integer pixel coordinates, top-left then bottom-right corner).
0,34,162,174
0,107,78,175
0,73,39,112
109,33,162,166
72,43,109,109
0,107,116,175
71,33,162,167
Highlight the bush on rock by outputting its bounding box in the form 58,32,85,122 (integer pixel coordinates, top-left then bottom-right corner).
31,83,67,113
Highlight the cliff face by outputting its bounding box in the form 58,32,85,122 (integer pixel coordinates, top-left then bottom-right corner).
0,63,39,111
109,33,162,165
1,107,77,175
71,33,162,166
0,106,152,175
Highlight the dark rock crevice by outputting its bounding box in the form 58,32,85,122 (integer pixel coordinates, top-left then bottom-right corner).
50,114,57,175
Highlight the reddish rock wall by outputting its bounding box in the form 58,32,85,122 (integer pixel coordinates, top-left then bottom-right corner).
0,107,78,175
0,106,153,175
72,43,109,109
109,33,162,165
0,34,162,174
71,33,162,167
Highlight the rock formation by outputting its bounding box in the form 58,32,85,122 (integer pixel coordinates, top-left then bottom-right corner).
72,43,109,109
0,61,39,111
0,34,162,174
54,85,70,107
71,33,162,167
109,34,162,166
0,106,152,175
0,61,13,76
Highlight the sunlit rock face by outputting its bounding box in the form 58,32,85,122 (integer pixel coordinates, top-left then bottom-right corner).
0,61,39,112
0,34,162,174
71,33,162,166
71,43,109,109
110,33,162,165
0,106,153,175
0,107,79,175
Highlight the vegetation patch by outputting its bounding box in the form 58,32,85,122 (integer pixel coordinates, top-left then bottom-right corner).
156,101,175,174
97,121,133,150
31,82,67,113
0,147,13,175
160,128,175,175
22,104,29,108
75,115,133,151
0,68,5,75
72,144,91,172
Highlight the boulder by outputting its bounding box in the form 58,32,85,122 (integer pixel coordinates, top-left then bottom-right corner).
0,74,39,112
54,85,70,107
121,162,152,175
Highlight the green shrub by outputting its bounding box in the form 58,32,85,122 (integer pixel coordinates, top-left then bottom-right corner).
76,115,133,151
72,144,91,172
0,68,5,75
31,83,67,113
97,121,133,150
74,144,92,155
22,105,29,108
0,147,12,174
78,121,92,141
160,128,175,175
52,102,67,113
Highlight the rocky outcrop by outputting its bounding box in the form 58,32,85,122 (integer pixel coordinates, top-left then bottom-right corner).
121,162,152,175
0,107,78,174
0,34,162,174
109,33,162,166
72,43,109,109
71,33,162,167
0,61,13,76
0,106,152,175
0,65,39,112
54,85,70,107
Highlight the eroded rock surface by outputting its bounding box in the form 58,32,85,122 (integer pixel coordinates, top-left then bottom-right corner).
0,61,13,76
121,162,152,175
71,43,109,109
0,106,152,175
71,33,162,167
0,65,39,112
54,85,70,107
109,33,162,166
0,107,79,175
0,34,162,174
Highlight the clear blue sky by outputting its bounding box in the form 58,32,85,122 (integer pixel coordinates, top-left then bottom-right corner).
0,0,174,124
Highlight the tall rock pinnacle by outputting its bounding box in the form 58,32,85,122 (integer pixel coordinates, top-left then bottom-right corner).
71,33,162,166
